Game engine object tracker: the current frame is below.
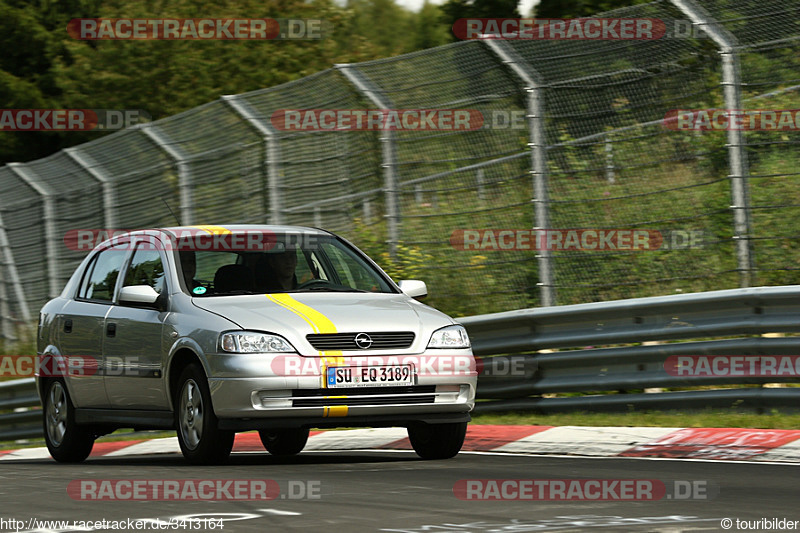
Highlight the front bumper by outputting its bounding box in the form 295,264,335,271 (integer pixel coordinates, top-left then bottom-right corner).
207,350,477,424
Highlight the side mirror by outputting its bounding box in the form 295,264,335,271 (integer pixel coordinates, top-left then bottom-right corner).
398,280,427,299
119,285,161,308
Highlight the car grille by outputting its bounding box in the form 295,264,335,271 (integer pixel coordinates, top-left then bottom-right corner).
306,331,415,351
291,385,435,407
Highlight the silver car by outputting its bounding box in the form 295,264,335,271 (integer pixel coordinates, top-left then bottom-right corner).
37,225,476,464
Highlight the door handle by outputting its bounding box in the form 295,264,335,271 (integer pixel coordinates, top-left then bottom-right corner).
63,319,72,333
106,323,116,337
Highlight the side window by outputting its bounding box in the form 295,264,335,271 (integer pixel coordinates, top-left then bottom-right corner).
124,246,166,294
79,245,128,301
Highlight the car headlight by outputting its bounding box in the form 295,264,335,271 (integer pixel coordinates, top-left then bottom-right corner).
427,325,470,349
220,331,296,353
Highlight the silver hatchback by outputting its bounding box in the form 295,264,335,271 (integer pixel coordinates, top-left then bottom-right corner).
37,225,476,464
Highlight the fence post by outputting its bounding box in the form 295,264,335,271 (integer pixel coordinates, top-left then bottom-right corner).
336,64,400,257
7,163,60,300
140,125,194,225
483,40,555,307
220,95,284,224
605,135,615,183
0,247,14,342
0,212,30,327
64,148,118,230
669,0,754,287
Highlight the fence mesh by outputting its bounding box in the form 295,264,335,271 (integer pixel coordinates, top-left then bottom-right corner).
0,0,799,335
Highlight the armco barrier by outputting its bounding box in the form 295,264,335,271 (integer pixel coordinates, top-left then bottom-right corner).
0,378,41,441
2,286,800,441
466,285,800,412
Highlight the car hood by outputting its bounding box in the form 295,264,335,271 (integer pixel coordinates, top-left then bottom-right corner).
191,292,455,354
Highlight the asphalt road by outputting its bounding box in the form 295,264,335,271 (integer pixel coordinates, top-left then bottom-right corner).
1,450,798,532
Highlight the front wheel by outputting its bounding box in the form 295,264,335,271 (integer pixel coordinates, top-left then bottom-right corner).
259,428,309,456
408,421,467,460
43,379,95,463
175,364,234,465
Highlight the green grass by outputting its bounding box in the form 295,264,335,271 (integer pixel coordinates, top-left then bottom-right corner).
470,409,800,429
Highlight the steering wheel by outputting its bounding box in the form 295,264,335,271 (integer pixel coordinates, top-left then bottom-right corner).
296,278,330,289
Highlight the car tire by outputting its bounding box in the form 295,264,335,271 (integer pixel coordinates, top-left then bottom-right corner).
407,421,467,460
259,428,310,456
43,379,95,463
175,363,234,465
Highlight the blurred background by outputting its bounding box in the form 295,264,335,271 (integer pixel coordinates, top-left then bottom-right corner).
0,0,798,332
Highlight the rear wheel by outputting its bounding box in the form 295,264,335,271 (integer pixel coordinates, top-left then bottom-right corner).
175,364,234,464
259,428,310,456
408,421,467,459
43,379,94,463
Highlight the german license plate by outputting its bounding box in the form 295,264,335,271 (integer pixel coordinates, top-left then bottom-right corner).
326,365,413,388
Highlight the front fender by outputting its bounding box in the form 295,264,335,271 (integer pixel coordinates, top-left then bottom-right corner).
165,337,211,410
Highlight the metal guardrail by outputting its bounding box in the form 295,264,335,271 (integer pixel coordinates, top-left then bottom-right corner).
0,378,41,441
466,285,800,413
2,286,800,441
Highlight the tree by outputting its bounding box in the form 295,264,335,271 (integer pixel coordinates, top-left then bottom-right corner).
440,0,520,41
535,0,651,18
412,1,450,51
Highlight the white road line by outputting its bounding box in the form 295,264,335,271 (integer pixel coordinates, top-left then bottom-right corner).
259,509,302,516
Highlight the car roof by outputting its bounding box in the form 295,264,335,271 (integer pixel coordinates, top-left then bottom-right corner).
126,225,332,238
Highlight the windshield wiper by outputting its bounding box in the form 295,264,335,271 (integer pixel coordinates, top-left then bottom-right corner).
209,290,258,296
292,286,369,293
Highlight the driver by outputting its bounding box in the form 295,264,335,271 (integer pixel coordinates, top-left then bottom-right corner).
259,247,298,291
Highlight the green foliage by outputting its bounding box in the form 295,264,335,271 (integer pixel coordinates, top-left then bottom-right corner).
534,0,651,18
0,0,453,164
439,0,519,40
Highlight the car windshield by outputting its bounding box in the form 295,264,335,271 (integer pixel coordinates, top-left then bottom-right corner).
176,232,396,296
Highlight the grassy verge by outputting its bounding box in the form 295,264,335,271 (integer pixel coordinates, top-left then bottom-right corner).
470,410,800,429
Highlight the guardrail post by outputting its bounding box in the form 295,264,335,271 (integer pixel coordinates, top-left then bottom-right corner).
7,163,60,300
483,40,555,306
64,148,118,229
336,64,400,257
221,95,284,224
140,125,194,225
670,0,754,287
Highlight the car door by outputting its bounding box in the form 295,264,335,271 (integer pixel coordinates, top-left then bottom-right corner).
103,240,170,409
57,242,130,408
